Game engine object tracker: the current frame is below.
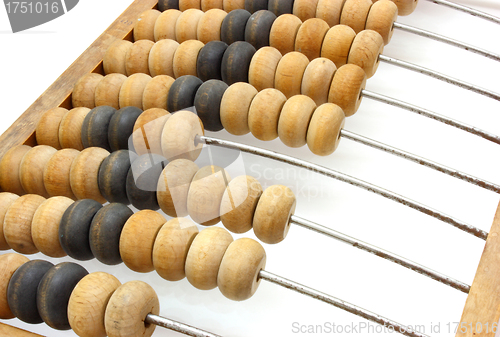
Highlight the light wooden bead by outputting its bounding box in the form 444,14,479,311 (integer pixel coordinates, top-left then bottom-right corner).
220,175,262,233
187,166,231,226
59,107,91,150
301,57,337,106
133,108,171,156
392,0,418,16
0,193,18,250
340,0,372,33
104,40,133,75
321,25,356,68
278,95,317,148
31,196,73,258
68,272,121,337
125,40,154,76
175,9,204,43
19,145,57,198
316,0,346,27
72,73,103,109
70,147,110,203
269,14,302,55
220,82,258,136
248,88,287,141
95,74,127,110
366,0,398,45
120,210,166,273
275,52,309,99
36,107,67,149
0,253,29,318
197,9,227,44
295,18,329,61
0,145,31,195
134,9,161,41
105,281,159,337
185,227,233,290
154,9,182,41
161,110,204,161
148,39,179,78
348,29,384,78
153,218,199,281
202,0,223,10
142,76,175,111
223,0,244,11
180,0,202,10
4,194,46,254
173,40,205,78
292,0,320,21
328,64,366,117
119,73,152,109
43,148,79,200
218,238,266,300
248,46,282,91
307,103,345,156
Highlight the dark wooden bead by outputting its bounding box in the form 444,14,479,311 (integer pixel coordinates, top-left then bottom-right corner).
108,106,143,152
245,10,277,50
7,260,53,324
98,150,138,205
221,9,251,45
221,41,256,85
126,154,166,210
37,262,88,330
59,199,103,261
197,41,228,82
268,0,294,16
245,0,269,13
194,80,229,132
158,0,179,11
167,75,203,113
81,105,116,152
89,203,134,265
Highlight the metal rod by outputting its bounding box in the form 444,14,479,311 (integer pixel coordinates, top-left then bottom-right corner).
424,0,500,25
145,314,222,337
199,136,488,240
290,215,470,293
378,54,500,101
259,270,431,337
340,129,500,193
393,22,500,62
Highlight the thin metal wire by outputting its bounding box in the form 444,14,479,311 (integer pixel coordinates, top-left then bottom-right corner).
424,0,500,24
259,270,431,337
145,314,222,337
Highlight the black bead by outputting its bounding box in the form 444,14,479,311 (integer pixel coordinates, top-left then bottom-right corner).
221,41,256,85
221,9,251,45
197,41,229,82
194,80,229,132
108,106,143,152
245,10,277,50
126,154,167,210
167,75,204,113
158,0,179,11
268,0,294,16
98,150,138,205
81,105,116,151
245,0,269,13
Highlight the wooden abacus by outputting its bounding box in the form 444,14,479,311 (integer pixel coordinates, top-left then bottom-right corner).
0,0,499,336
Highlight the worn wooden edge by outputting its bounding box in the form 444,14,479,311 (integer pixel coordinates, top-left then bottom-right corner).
0,322,45,336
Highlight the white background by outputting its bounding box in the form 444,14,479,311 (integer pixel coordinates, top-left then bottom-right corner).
1,0,500,336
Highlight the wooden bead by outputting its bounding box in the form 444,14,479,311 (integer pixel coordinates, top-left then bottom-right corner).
292,0,320,21
134,9,161,41
245,10,276,50
0,145,31,195
301,57,337,106
316,0,346,27
220,82,257,136
307,103,345,156
392,0,418,16
180,0,201,10
31,196,74,257
223,0,245,12
19,145,57,198
161,110,204,161
153,218,199,281
98,150,137,204
197,41,228,81
194,80,229,132
89,203,134,265
0,193,19,250
68,272,121,337
43,149,79,200
175,9,204,43
119,210,166,273
197,9,227,44
157,159,199,217
81,105,116,151
328,63,366,116
187,165,231,226
221,41,256,85
221,9,251,45
142,75,175,110
108,106,143,151
58,107,90,150
245,0,268,13
185,227,233,290
119,73,152,109
248,46,282,91
158,0,180,11
94,74,127,110
37,262,89,330
7,259,53,324
167,75,203,112
268,0,293,16
35,107,67,149
248,88,287,141
70,147,110,203
220,175,262,233
72,73,103,109
105,281,159,337
321,25,356,68
218,238,266,300
278,95,317,147
103,40,133,75
201,0,223,10
269,14,302,55
148,39,179,77
347,29,384,78
126,154,165,211
0,253,29,319
366,0,398,45
340,0,372,33
173,40,205,78
132,108,171,156
125,40,154,76
295,18,330,61
153,9,182,41
275,52,309,99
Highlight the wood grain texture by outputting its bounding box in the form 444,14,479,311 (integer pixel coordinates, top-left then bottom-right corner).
0,253,30,319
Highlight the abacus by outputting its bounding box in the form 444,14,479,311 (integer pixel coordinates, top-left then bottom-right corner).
0,0,499,336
